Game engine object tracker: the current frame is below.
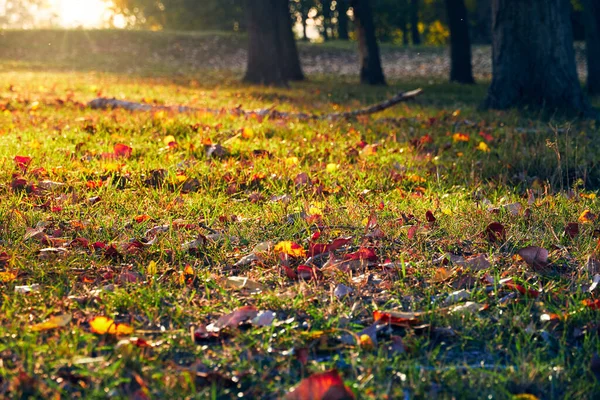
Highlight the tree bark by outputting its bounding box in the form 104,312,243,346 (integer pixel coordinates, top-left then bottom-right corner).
482,0,591,115
410,0,421,45
277,0,305,81
351,0,386,85
244,0,303,85
582,0,600,95
445,0,475,84
337,0,350,40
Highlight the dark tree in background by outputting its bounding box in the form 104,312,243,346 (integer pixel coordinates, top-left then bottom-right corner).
582,0,600,95
445,0,474,84
483,0,590,114
277,0,305,81
410,0,421,45
351,0,386,85
244,0,303,85
336,0,350,40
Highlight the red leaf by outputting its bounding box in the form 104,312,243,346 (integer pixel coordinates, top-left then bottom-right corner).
425,210,436,223
309,237,351,257
564,223,579,239
285,370,354,400
503,280,540,298
583,299,600,310
484,222,506,243
282,265,298,280
373,310,421,327
114,143,133,158
343,247,376,262
297,265,316,280
407,225,418,239
14,155,32,170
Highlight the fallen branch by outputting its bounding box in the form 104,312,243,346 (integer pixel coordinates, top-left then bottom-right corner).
87,88,423,121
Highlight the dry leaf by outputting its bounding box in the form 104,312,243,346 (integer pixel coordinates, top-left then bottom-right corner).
517,246,549,269
31,313,72,332
285,370,354,400
225,276,264,293
90,316,134,335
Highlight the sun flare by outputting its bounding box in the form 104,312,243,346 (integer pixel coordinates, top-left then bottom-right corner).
49,0,114,28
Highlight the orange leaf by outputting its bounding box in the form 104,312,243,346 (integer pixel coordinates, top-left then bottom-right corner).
579,210,597,224
452,133,470,142
90,316,133,335
274,241,306,258
285,370,355,400
0,271,16,282
134,214,151,223
373,310,421,327
114,143,133,158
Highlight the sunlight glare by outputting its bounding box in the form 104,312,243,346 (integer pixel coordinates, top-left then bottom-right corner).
49,0,115,28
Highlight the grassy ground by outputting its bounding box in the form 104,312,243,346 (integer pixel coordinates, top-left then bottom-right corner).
1,30,600,399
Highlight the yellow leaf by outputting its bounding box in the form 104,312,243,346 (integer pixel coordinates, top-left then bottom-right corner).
477,142,490,152
580,193,597,200
163,135,176,146
0,271,16,282
90,316,133,335
31,313,72,332
309,206,323,216
146,260,157,276
242,127,254,139
274,241,306,257
579,209,597,224
359,334,374,349
326,163,339,173
285,157,299,166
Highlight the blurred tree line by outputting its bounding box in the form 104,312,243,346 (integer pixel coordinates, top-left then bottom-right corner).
107,0,589,46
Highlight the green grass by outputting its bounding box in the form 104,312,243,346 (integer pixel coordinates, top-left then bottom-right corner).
0,30,600,399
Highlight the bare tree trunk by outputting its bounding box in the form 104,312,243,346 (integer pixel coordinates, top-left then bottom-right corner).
351,0,386,85
277,0,304,81
337,0,350,40
582,0,600,95
482,0,591,115
244,0,285,85
445,0,474,84
410,0,421,45
244,0,303,85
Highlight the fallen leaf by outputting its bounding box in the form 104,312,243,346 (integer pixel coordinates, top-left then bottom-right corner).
274,241,306,258
373,310,421,327
14,155,32,170
285,370,354,400
225,276,264,293
461,254,491,271
114,143,133,158
252,310,276,327
0,271,16,282
583,299,600,310
31,313,72,332
210,306,259,331
90,316,134,335
15,284,40,294
484,222,506,243
334,284,354,299
588,274,600,292
565,222,579,239
579,210,597,224
450,301,485,314
586,256,600,275
517,246,549,270
452,133,469,142
502,202,522,216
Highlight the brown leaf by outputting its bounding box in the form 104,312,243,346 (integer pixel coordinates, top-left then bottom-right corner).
484,222,506,243
565,223,579,239
517,246,549,269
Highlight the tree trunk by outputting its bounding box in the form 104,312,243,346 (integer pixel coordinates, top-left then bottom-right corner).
277,0,305,81
445,0,475,84
410,0,421,45
472,0,492,44
400,14,409,46
482,0,591,115
351,0,386,85
337,0,350,40
582,0,600,95
244,0,303,85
